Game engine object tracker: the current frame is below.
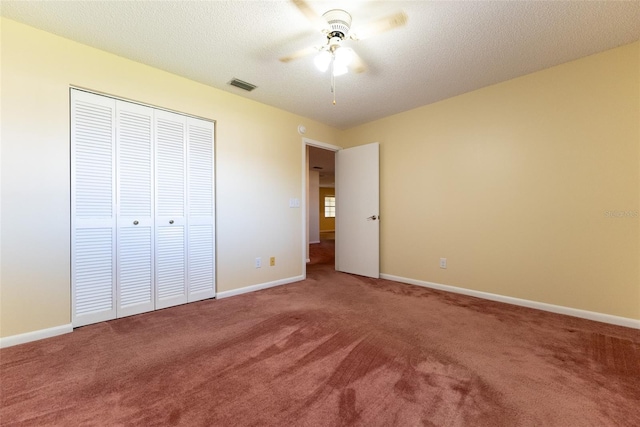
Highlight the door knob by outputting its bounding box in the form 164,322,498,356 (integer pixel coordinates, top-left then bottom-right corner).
367,215,378,221
133,220,139,225
169,220,174,224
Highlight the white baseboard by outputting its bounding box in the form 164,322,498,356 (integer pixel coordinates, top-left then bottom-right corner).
310,240,321,244
217,275,304,299
380,274,640,329
306,258,311,263
0,275,304,347
0,323,73,349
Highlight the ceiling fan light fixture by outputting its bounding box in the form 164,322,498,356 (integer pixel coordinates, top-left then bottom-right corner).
284,2,409,104
314,50,332,72
334,47,353,68
332,63,348,76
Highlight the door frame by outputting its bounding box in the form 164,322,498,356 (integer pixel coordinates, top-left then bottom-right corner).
301,137,342,279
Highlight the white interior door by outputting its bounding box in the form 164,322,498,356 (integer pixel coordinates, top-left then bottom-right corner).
335,142,380,278
186,117,216,302
155,110,188,309
71,89,117,327
72,89,216,326
116,100,155,317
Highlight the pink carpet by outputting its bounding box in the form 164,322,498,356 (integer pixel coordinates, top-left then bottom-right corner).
1,239,638,425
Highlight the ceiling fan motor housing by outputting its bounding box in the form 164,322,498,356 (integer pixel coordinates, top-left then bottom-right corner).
323,9,352,39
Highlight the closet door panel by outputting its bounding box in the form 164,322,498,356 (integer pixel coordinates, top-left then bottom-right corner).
156,226,186,300
187,118,215,301
73,228,115,323
118,227,153,309
116,101,155,317
188,224,215,297
155,110,188,309
71,89,117,327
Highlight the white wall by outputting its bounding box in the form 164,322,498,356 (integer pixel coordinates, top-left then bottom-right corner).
309,171,320,244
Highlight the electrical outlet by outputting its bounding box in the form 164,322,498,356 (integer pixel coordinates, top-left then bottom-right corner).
270,257,275,267
255,257,261,268
439,258,447,269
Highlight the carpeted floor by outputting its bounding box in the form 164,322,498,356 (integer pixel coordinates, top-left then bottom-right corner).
1,239,639,426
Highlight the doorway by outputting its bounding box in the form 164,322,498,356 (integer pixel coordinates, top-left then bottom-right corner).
302,138,340,276
301,138,380,279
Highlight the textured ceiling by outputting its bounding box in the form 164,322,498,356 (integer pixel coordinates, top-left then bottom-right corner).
2,1,639,129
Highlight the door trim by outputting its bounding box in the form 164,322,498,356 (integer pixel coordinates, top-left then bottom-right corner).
301,138,342,278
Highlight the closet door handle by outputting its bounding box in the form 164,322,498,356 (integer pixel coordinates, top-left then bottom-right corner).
133,220,139,225
169,220,174,224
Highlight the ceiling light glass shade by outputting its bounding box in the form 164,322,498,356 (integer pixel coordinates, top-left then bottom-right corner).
333,64,348,76
314,50,332,72
334,47,354,68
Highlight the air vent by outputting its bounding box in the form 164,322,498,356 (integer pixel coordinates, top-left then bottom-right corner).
228,78,257,92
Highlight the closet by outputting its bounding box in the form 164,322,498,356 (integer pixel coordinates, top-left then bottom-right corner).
71,89,215,327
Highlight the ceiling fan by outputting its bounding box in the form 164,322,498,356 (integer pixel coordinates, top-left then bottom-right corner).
279,0,408,104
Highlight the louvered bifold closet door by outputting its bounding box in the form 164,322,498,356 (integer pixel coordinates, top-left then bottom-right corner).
116,101,155,318
71,89,117,327
187,118,215,301
155,110,188,309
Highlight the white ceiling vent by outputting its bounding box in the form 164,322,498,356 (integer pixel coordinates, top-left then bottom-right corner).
228,78,257,92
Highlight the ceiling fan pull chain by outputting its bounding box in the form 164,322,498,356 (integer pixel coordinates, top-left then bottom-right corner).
331,59,336,105
332,77,336,105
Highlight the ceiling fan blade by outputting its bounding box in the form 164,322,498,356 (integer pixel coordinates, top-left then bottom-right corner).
291,0,327,31
350,11,408,41
350,51,368,74
279,45,320,63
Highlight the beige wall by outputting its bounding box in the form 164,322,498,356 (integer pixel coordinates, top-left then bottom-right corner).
340,42,640,320
0,18,339,337
319,187,336,232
